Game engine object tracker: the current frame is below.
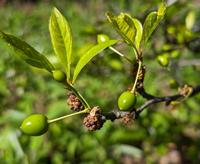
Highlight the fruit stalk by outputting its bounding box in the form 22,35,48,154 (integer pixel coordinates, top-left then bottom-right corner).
52,70,91,109
48,108,89,124
109,46,133,63
131,60,142,94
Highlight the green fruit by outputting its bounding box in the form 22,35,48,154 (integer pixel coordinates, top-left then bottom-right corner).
118,91,136,111
52,70,66,82
97,34,110,43
169,79,179,89
157,54,169,67
20,114,49,136
171,50,180,59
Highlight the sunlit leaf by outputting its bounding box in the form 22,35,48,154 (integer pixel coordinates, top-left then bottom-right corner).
73,40,118,83
0,31,55,72
141,2,166,47
133,18,143,50
185,11,195,30
49,7,72,80
106,12,143,51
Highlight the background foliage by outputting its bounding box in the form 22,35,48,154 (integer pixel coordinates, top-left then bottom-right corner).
0,0,200,163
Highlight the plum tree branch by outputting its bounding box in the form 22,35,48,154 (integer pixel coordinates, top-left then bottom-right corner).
103,85,200,121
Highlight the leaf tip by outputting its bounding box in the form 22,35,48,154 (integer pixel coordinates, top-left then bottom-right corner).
52,7,61,17
158,1,167,16
52,7,58,12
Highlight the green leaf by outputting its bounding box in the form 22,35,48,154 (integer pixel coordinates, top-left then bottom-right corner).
106,12,143,51
132,18,143,50
73,40,118,83
49,7,72,81
0,31,54,72
141,2,166,47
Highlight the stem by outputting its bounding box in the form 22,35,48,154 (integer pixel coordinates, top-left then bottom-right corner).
132,46,142,60
131,60,142,94
48,108,89,124
66,83,91,109
109,46,133,63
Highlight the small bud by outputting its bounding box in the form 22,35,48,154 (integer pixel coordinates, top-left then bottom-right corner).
122,113,134,125
178,84,193,97
83,107,105,131
67,92,84,111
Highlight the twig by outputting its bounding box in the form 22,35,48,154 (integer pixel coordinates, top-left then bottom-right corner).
103,85,200,121
135,94,181,114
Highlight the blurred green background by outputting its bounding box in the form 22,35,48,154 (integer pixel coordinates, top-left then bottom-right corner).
0,0,200,163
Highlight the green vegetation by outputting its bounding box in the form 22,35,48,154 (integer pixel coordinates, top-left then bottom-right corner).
0,1,200,163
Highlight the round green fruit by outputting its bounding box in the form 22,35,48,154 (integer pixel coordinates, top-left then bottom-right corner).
20,114,49,136
171,50,181,59
169,79,179,89
157,54,169,67
97,34,110,43
52,70,66,82
118,91,136,111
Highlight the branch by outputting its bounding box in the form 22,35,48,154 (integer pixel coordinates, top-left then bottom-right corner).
103,85,200,121
136,94,181,114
